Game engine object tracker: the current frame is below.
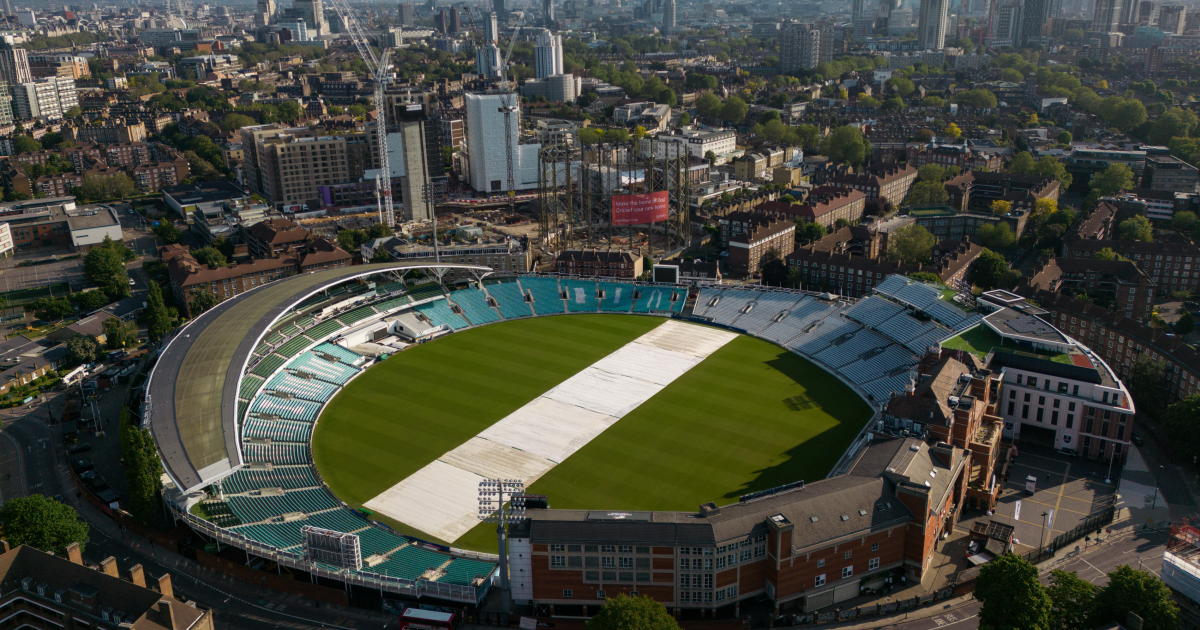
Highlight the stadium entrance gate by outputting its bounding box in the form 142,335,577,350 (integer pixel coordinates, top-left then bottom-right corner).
1019,424,1057,448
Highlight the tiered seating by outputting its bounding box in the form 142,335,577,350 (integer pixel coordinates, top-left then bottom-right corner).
440,558,496,585
251,354,286,378
873,275,911,296
221,466,320,494
374,295,413,314
377,281,406,294
289,352,359,385
561,279,599,313
369,544,450,580
304,509,369,533
306,319,344,341
814,330,891,368
633,287,682,313
266,373,339,401
729,293,805,333
758,299,837,345
406,283,446,302
923,299,983,331
839,346,917,383
264,331,285,347
356,526,408,557
892,282,940,309
519,277,565,315
294,316,315,330
448,288,501,325
704,290,760,326
908,328,951,354
790,319,860,355
275,335,316,359
230,521,305,550
415,298,470,329
844,296,906,329
599,283,635,312
242,442,310,465
313,342,363,364
294,293,330,313
227,488,339,523
249,395,322,422
198,500,240,527
860,371,916,404
338,306,377,327
692,288,724,318
239,374,265,400
243,418,313,443
275,322,299,339
484,281,534,319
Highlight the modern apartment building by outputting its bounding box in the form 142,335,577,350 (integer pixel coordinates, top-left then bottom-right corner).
780,22,821,72
1144,155,1198,193
65,119,148,144
463,92,541,192
917,0,949,49
0,37,31,86
11,76,76,120
535,30,564,79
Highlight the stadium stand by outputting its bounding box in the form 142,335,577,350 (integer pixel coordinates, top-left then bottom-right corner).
369,544,453,581
221,466,320,494
561,279,599,313
243,418,313,443
230,521,306,550
757,298,840,345
728,293,805,334
305,319,346,341
239,374,266,400
415,298,471,329
448,288,503,325
519,277,566,315
599,283,635,312
692,287,724,318
356,526,410,557
288,352,360,385
338,306,378,327
227,488,340,523
406,283,446,302
265,373,339,401
242,442,310,466
633,286,683,313
305,508,371,533
702,290,761,327
313,343,365,365
375,295,414,314
483,280,535,319
250,354,286,378
274,335,315,359
249,395,322,422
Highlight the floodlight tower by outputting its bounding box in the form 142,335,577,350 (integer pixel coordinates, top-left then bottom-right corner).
478,478,526,614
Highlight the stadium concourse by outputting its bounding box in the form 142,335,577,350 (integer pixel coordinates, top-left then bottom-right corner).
147,260,979,605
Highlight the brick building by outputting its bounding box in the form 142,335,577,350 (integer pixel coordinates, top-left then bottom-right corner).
904,142,1003,172
554,249,643,278
754,187,867,229
1143,155,1199,193
785,231,982,297
944,171,1061,214
1062,204,1200,297
828,162,919,208
726,216,795,275
1024,258,1156,321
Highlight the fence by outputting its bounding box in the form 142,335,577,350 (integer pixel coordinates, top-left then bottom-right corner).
788,588,957,625
1021,505,1118,565
0,282,72,306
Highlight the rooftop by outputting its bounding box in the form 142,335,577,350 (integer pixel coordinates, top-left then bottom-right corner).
941,324,1074,364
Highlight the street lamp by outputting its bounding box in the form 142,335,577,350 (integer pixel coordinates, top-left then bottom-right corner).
1151,465,1164,510
479,478,526,616
1041,511,1049,555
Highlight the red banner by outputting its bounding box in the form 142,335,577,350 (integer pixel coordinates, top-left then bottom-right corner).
611,191,669,226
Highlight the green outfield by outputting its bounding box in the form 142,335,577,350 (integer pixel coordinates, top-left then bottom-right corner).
312,314,872,552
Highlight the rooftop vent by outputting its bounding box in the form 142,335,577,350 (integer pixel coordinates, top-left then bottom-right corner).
810,516,819,523
840,515,849,521
859,509,868,516
909,444,920,452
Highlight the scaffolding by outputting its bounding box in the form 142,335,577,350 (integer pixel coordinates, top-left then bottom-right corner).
536,137,693,261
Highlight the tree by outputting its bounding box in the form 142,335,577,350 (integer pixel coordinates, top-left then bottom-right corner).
864,197,894,217
762,257,788,286
1007,151,1037,174
145,280,173,342
184,150,222,182
71,290,109,312
885,77,915,98
887,224,936,265
0,495,89,555
678,112,691,126
1092,566,1178,630
29,296,74,320
278,100,303,123
579,128,603,146
189,288,219,315
991,200,1012,215
1091,163,1135,196
347,104,367,118
1172,211,1198,234
971,249,1015,290
695,92,721,118
121,421,164,525
1164,395,1200,465
795,220,827,244
1047,569,1096,630
102,317,137,349
1057,131,1073,144
152,222,182,244
977,223,1016,251
704,150,717,166
586,594,680,630
76,173,138,201
67,334,100,365
906,180,950,206
603,128,630,143
956,88,999,109
1119,216,1153,242
719,96,749,123
220,113,257,133
191,246,228,267
1094,247,1124,261
820,125,870,167
1128,355,1171,418
975,554,1052,630
1000,68,1024,83
943,122,962,139
1177,311,1195,335
12,135,41,154
632,125,647,140
83,236,131,301
834,218,852,229
909,271,943,284
212,236,236,260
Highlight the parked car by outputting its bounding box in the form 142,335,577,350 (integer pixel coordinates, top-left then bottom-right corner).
68,443,92,455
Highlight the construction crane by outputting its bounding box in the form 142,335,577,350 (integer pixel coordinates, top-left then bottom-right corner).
497,10,526,210
326,0,397,226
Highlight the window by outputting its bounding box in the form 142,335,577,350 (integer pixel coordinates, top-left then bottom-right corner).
551,556,566,568
602,545,615,553
636,558,650,569
586,557,599,568
817,558,825,568
727,585,737,598
1008,402,1015,415
602,557,615,568
871,543,879,552
569,556,583,568
844,550,853,560
842,566,854,579
563,590,573,598
619,558,633,569
679,558,687,569
869,558,880,570
1022,405,1029,419
550,544,566,552
596,590,606,599
815,574,826,587
680,591,690,603
680,574,689,588
619,545,633,553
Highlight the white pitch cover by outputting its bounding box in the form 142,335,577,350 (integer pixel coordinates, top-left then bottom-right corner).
363,320,738,542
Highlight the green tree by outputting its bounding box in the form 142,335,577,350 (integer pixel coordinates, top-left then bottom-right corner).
795,220,827,244
370,249,392,263
1091,163,1135,196
704,150,717,166
991,200,1012,215
1128,355,1171,418
189,288,219,315
976,554,1052,630
695,92,722,118
820,125,870,167
191,246,228,267
905,180,950,206
1000,68,1024,82
909,271,943,284
1047,569,1096,630
220,113,257,133
184,150,222,182
102,317,137,349
1177,311,1195,335
278,100,304,123
120,421,164,525
1172,211,1198,234
977,223,1017,251
579,128,603,145
762,256,788,286
144,280,173,342
152,222,183,244
586,594,681,630
1057,131,1073,144
603,128,630,143
886,224,936,265
719,96,748,123
211,236,236,261
678,112,691,126
12,135,41,154
337,229,368,253
1092,566,1178,630
67,334,100,364
1094,247,1124,261
1119,216,1153,242
0,495,89,555
956,88,999,109
1163,394,1200,465
885,77,915,98
971,249,1016,290
71,290,110,312
29,296,74,320
1007,151,1037,174
82,236,131,301
347,104,367,118
76,173,138,201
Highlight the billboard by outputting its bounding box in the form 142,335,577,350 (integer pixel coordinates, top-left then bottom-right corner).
612,191,669,226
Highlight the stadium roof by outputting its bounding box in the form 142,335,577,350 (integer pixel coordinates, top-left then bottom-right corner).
148,263,489,495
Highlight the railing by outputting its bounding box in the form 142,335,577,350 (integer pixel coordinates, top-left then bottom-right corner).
1021,505,1118,566
176,507,491,604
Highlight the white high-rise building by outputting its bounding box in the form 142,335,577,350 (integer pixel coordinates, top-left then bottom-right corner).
11,76,75,120
917,0,948,49
1091,0,1122,30
464,92,541,193
483,10,499,42
779,23,821,72
476,43,502,78
663,0,675,29
0,37,31,87
534,29,563,78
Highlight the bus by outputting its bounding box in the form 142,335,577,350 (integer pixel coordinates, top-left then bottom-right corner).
400,608,459,630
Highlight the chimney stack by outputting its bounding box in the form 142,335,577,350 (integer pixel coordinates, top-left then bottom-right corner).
157,573,174,599
66,542,82,564
0,539,9,553
129,564,146,588
158,600,177,630
100,556,118,578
